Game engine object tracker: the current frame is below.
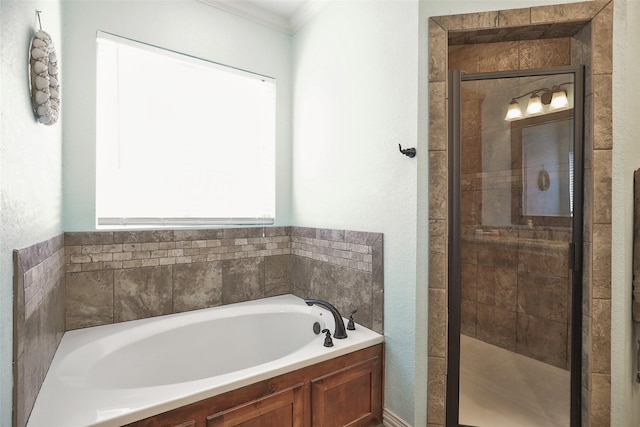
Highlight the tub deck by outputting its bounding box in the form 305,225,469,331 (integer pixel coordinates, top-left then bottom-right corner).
27,295,383,427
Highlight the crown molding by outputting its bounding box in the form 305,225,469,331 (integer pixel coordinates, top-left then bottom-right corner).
290,0,326,33
198,0,291,33
197,0,325,35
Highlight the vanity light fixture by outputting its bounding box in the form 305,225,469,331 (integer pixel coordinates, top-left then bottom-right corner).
525,93,544,116
504,82,573,121
505,99,523,121
549,87,570,111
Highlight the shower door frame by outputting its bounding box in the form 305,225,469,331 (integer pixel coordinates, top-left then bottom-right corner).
446,65,585,427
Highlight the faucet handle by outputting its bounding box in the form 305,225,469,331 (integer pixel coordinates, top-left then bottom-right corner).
347,309,357,330
321,329,334,347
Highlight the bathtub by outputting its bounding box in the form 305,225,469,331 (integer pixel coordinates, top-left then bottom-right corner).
27,294,383,427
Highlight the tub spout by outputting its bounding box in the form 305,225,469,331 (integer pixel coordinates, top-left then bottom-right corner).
305,299,348,339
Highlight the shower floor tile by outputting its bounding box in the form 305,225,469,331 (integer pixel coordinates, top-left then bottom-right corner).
459,334,570,427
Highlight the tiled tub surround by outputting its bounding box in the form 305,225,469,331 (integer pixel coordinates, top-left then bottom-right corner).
64,228,292,329
14,226,382,426
291,227,384,334
64,226,383,333
13,234,66,427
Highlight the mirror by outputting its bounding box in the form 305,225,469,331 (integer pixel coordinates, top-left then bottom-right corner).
511,110,574,228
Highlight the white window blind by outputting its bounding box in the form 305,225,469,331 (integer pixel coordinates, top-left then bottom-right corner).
96,32,276,227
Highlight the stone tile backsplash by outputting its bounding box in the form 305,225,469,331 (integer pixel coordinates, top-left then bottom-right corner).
65,231,291,272
291,231,374,272
291,227,384,334
63,226,383,333
13,234,65,427
64,227,292,329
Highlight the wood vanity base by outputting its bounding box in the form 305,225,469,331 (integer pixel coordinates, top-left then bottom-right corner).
126,344,383,427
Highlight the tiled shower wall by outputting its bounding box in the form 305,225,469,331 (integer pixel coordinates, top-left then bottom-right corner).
451,38,573,370
13,235,65,427
460,232,572,369
64,226,383,333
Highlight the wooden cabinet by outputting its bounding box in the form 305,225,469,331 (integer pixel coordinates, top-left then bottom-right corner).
311,357,381,427
207,383,304,427
126,344,383,427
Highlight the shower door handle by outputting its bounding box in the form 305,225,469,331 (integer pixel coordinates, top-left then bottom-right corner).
569,242,582,272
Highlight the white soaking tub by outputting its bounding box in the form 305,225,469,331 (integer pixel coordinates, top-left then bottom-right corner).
27,294,383,427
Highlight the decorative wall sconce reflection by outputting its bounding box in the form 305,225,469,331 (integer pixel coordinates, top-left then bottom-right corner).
505,82,572,122
537,167,551,191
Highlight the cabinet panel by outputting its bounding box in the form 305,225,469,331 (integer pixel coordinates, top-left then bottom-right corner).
311,356,382,427
207,383,304,427
125,345,383,427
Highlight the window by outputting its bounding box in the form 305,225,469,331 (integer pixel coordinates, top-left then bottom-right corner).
96,32,276,227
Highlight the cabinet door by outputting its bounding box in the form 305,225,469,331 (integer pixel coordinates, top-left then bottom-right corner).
311,356,382,427
124,413,197,426
207,383,304,427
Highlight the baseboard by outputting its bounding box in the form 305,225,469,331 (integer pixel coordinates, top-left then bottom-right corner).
383,408,411,427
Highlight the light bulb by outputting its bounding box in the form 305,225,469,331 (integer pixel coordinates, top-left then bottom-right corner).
550,89,569,111
526,94,543,116
504,100,523,121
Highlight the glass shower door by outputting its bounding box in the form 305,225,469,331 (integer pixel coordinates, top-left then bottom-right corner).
447,67,584,427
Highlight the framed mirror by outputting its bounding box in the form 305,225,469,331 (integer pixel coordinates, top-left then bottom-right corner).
511,110,574,228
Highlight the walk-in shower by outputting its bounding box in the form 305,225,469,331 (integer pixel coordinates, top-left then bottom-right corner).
447,66,584,427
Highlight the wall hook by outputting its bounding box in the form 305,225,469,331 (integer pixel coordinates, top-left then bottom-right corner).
36,10,43,31
399,144,416,158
